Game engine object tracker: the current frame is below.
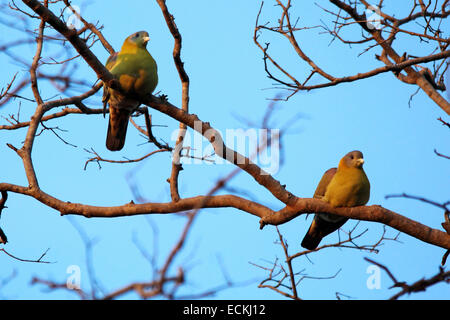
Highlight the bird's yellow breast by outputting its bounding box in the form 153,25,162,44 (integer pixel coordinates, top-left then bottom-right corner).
323,167,370,207
108,47,158,97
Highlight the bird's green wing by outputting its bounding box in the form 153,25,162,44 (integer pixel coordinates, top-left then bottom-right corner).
102,52,119,117
313,167,337,199
301,167,340,250
105,52,119,70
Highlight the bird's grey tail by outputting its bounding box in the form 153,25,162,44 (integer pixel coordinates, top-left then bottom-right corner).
106,107,130,151
301,223,322,250
301,215,348,250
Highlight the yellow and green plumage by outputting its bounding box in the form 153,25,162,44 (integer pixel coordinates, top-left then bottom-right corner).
301,150,370,250
103,31,158,151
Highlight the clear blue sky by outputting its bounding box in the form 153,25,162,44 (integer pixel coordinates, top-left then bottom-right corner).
0,0,449,299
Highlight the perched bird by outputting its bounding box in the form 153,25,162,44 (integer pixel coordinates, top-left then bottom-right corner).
301,150,370,250
103,31,158,151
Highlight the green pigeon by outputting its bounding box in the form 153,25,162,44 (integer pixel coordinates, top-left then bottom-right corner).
301,150,370,250
103,31,158,151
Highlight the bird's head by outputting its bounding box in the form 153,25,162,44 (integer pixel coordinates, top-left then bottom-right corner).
339,150,365,169
124,31,150,49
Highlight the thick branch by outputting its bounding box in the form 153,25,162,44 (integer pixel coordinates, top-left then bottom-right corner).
260,198,450,250
0,182,273,218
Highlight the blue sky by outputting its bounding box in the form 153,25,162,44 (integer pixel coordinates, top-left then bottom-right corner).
0,0,449,299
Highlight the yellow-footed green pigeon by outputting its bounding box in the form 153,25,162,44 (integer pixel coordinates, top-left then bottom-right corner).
301,150,370,250
103,31,158,151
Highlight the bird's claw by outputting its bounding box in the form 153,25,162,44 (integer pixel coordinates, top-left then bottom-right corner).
158,94,168,102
